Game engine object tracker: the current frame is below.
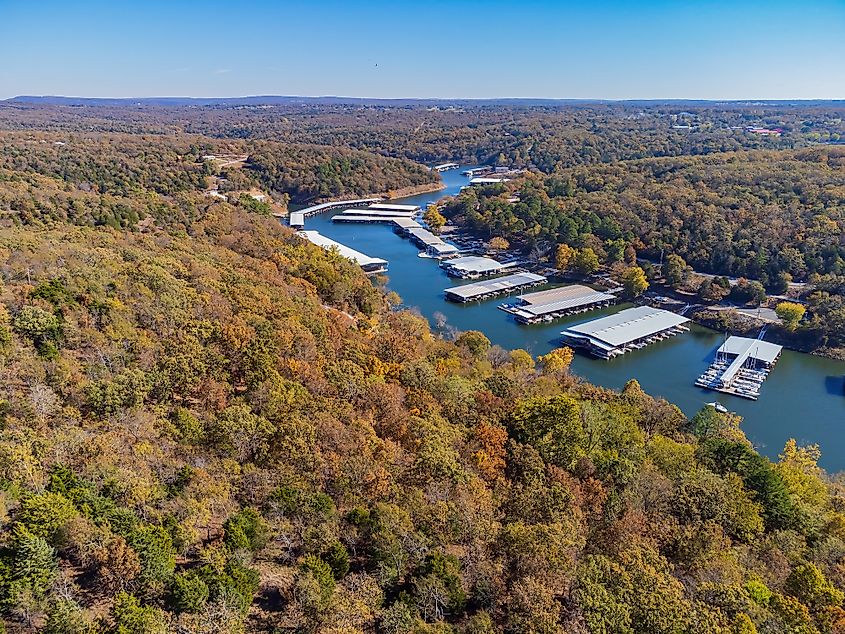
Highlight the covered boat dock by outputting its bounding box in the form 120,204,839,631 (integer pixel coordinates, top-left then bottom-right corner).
441,256,517,279
695,336,783,400
445,272,548,303
299,230,387,274
561,306,690,359
501,285,616,324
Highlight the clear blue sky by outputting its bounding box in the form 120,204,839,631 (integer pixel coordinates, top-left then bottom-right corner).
2,0,844,100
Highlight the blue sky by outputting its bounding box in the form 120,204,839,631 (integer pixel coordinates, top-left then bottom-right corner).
1,0,844,100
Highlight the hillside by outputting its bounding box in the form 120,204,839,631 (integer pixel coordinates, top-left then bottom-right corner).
0,172,842,633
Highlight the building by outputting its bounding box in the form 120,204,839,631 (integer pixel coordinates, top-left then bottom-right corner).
441,256,516,279
561,306,690,359
695,336,783,400
444,272,547,303
299,230,387,274
288,211,305,229
501,285,616,324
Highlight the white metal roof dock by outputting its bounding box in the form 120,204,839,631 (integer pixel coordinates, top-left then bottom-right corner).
501,285,616,324
367,203,421,212
470,177,509,185
695,336,783,400
405,227,460,258
299,230,387,273
298,197,383,217
288,211,305,228
445,272,547,303
561,306,690,359
441,256,517,279
339,208,418,218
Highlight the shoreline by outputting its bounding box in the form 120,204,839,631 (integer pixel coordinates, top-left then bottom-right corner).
442,223,845,362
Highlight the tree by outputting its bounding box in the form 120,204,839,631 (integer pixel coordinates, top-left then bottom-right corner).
456,330,491,357
108,592,168,634
775,301,806,332
664,254,691,288
15,492,77,544
573,247,600,276
488,236,509,250
223,507,269,553
424,205,446,233
555,243,575,271
169,571,209,614
622,266,649,298
537,347,574,373
508,394,585,469
785,563,844,609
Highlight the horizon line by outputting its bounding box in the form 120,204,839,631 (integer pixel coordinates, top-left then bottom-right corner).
5,94,845,104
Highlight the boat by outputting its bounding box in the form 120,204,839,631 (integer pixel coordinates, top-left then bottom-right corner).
706,402,729,413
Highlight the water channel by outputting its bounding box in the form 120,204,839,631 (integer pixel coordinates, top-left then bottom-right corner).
299,167,845,471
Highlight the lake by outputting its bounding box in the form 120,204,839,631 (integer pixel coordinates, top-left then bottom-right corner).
301,167,845,471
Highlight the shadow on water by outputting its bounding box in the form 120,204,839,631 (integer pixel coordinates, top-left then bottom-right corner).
825,375,845,396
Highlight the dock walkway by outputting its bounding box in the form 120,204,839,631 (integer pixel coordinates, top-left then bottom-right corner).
445,272,547,303
695,336,782,400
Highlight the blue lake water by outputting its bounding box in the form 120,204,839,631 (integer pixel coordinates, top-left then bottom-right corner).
300,167,845,471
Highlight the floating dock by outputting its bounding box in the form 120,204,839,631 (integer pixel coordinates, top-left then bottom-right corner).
444,272,548,303
441,256,517,279
299,230,387,274
470,177,509,185
336,208,418,219
298,197,383,217
367,203,421,213
561,306,690,359
463,167,494,177
695,336,783,400
500,284,616,324
433,163,460,172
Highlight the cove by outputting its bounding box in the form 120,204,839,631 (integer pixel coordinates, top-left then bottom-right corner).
300,167,845,472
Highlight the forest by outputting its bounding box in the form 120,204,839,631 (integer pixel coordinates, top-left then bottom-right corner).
0,131,439,205
0,168,843,634
2,101,844,171
443,147,845,281
0,99,845,633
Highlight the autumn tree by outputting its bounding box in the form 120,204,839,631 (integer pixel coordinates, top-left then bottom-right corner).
622,266,649,298
573,247,600,276
776,301,806,331
555,243,575,271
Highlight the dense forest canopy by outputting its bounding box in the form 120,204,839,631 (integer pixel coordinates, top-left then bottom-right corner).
0,131,440,205
2,100,844,170
0,99,845,633
444,147,845,282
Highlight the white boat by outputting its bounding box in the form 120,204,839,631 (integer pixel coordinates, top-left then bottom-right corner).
706,402,728,413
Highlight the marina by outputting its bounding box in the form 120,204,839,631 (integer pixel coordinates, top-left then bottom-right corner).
299,230,387,274
561,306,690,359
500,284,617,324
297,165,845,470
444,272,548,303
334,208,419,218
296,197,383,218
441,255,517,279
695,336,783,400
433,163,460,172
366,203,421,212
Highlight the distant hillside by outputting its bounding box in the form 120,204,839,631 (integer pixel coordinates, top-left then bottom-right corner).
7,95,845,108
